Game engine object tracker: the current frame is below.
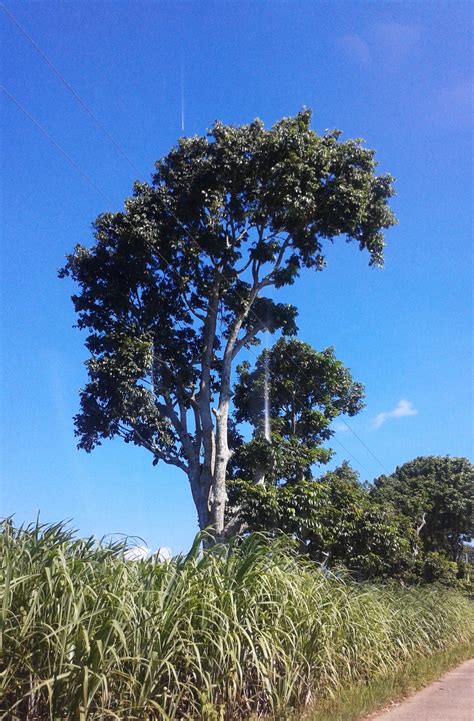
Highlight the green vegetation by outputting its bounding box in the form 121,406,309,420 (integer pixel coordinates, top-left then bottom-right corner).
299,642,473,721
372,456,473,561
2,520,473,720
231,339,365,486
23,111,474,720
230,456,473,589
230,462,416,582
60,110,396,539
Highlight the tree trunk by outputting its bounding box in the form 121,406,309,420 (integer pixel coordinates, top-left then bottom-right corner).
209,404,230,541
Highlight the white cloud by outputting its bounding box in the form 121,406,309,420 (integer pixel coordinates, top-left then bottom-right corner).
374,399,418,429
124,545,172,562
373,22,420,67
156,547,172,562
337,22,419,70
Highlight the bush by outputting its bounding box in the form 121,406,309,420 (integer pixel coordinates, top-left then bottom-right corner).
420,551,459,585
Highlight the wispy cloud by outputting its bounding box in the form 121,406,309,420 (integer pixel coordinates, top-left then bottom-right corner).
337,34,371,65
431,78,473,129
337,22,419,70
374,399,418,429
373,22,420,68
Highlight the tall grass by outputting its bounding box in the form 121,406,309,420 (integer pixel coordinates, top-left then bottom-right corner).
1,519,473,720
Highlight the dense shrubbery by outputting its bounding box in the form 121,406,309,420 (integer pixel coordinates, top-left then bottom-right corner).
231,457,473,589
230,464,415,581
1,520,473,720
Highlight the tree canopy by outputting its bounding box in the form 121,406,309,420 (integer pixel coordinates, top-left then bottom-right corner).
60,109,396,538
231,463,415,580
233,456,473,587
372,456,473,561
230,338,365,486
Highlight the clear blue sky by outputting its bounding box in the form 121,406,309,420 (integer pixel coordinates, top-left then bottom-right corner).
1,1,472,552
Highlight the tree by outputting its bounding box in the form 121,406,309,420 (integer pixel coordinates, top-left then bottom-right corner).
232,463,415,580
372,456,474,561
230,338,365,486
60,110,396,540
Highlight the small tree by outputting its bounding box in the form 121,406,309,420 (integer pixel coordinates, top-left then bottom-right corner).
230,338,365,486
61,110,396,539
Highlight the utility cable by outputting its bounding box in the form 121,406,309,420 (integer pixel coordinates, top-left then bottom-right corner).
1,85,114,205
2,80,382,478
1,3,141,174
339,419,389,474
3,84,375,477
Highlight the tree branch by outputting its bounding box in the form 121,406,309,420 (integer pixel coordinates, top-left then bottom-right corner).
179,287,206,321
190,394,203,459
199,278,221,484
150,348,198,467
232,323,264,359
259,235,292,287
117,423,188,473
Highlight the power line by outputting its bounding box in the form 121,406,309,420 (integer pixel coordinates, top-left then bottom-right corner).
2,5,244,286
1,85,114,205
5,95,378,480
3,84,377,478
1,2,141,174
339,418,389,474
331,436,373,478
3,6,388,476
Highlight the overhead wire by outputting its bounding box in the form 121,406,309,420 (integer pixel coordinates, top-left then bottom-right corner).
3,5,389,477
1,86,115,205
339,419,389,473
331,437,373,478
1,2,140,174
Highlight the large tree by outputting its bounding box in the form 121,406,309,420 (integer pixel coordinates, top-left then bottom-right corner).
60,110,396,539
372,456,474,561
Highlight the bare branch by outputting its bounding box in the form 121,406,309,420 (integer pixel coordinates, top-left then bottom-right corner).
232,324,263,359
259,235,292,287
234,255,254,275
179,288,206,321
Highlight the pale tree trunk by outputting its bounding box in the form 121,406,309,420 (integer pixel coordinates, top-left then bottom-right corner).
208,284,261,540
210,406,231,541
179,255,279,543
413,513,426,557
253,466,266,485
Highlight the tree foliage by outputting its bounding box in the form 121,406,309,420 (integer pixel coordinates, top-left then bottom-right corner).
231,463,415,580
230,338,365,485
372,456,473,561
60,109,396,537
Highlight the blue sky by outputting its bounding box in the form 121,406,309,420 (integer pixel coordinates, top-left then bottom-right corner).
1,1,472,552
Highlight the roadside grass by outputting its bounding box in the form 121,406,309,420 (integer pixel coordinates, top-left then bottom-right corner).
296,642,473,721
1,519,473,720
